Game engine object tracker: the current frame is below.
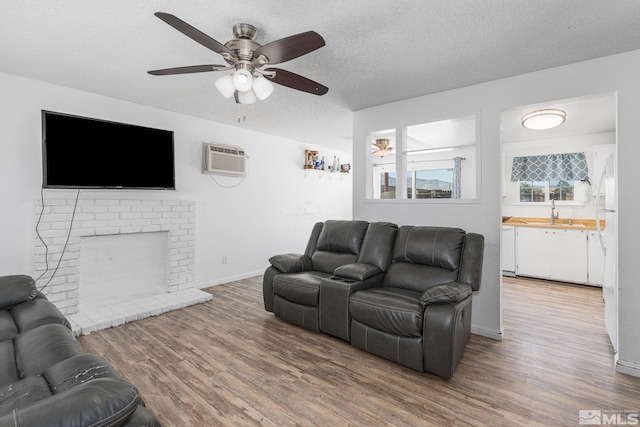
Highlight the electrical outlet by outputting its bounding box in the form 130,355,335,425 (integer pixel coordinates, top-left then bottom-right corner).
222,256,227,265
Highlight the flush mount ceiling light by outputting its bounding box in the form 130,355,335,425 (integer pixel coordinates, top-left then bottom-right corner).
148,14,329,105
521,109,567,130
372,139,393,157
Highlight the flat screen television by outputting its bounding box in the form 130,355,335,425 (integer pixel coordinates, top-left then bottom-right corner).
42,111,175,190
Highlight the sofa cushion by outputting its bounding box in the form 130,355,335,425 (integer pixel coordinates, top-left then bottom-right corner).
44,354,127,394
316,220,368,254
382,262,459,292
0,275,37,309
14,324,80,377
356,222,398,270
349,288,424,337
0,375,52,413
0,340,19,387
0,378,141,427
273,272,331,306
392,226,465,271
311,251,358,275
10,298,70,334
0,310,19,341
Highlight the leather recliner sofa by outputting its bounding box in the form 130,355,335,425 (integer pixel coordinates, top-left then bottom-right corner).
263,220,398,340
0,275,160,426
263,220,484,379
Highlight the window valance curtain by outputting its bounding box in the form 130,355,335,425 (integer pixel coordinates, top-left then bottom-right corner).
510,152,589,182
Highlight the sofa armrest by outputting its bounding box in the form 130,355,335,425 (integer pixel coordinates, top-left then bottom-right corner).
268,253,312,273
333,263,382,281
0,275,38,309
420,282,473,308
0,378,141,427
423,295,472,379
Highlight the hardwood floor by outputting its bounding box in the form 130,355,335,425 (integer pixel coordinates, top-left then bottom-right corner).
77,276,640,426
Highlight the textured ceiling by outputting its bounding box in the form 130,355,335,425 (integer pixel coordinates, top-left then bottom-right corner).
2,1,640,151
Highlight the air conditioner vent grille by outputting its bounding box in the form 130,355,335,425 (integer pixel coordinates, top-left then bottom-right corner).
202,143,246,176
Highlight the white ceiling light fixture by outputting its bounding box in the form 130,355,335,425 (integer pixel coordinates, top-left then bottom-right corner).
237,89,257,105
214,74,236,99
232,68,254,92
521,109,567,130
252,74,275,100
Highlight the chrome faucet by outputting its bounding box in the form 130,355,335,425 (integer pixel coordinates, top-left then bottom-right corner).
550,199,558,224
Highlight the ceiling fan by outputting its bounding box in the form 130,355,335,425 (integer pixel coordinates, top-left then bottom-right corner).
148,12,328,104
372,139,393,157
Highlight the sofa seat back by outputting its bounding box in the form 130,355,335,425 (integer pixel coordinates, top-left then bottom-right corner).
311,220,368,274
383,226,466,291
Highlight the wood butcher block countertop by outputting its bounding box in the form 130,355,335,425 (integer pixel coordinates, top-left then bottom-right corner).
502,216,604,230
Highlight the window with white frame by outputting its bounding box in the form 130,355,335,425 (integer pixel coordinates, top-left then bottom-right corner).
366,116,477,201
519,180,575,203
407,167,454,199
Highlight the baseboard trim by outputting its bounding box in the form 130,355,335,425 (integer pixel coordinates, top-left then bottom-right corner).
471,324,504,341
193,270,264,290
616,358,640,378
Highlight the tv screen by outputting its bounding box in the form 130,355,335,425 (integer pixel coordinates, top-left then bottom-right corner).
42,111,175,190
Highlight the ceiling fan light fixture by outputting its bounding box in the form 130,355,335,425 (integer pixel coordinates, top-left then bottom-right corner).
238,89,257,105
372,138,393,157
214,74,235,99
521,109,566,130
233,69,254,92
252,75,274,100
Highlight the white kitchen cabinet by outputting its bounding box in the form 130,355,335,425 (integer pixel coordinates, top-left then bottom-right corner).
587,230,605,286
549,229,588,283
501,226,516,275
516,227,550,278
516,227,588,284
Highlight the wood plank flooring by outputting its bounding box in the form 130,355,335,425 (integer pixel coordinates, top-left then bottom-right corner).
77,276,640,426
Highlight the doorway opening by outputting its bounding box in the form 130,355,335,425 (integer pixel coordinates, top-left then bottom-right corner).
499,92,618,352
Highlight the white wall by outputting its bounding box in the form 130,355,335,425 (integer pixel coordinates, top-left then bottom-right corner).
0,71,352,287
353,49,640,376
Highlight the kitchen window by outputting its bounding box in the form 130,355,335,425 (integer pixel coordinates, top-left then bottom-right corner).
519,180,575,203
512,152,586,204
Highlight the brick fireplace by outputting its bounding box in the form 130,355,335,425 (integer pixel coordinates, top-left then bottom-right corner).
34,198,211,334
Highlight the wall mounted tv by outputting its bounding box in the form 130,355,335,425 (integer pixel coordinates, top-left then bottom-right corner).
42,111,175,190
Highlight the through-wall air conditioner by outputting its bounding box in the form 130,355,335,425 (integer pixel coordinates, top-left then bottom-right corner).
202,143,246,177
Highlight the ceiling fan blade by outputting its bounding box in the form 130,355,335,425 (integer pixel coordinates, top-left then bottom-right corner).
154,12,236,58
254,31,325,64
265,68,328,96
148,65,231,75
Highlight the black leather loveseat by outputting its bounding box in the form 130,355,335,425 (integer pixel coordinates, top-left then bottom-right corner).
0,275,160,426
263,220,484,379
